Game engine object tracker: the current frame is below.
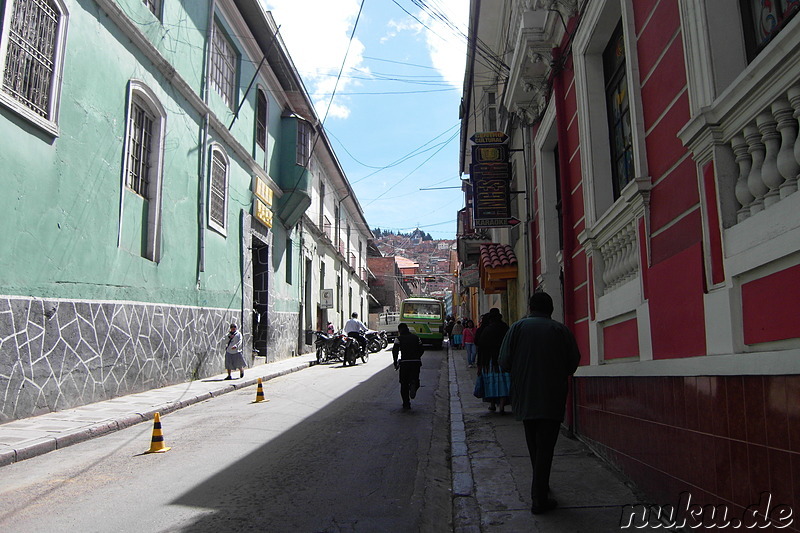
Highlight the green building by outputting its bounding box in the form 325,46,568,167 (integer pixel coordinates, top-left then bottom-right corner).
0,0,367,422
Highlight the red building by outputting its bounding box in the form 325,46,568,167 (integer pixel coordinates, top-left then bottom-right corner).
459,0,800,525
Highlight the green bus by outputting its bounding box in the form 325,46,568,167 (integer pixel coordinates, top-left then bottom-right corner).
400,297,445,349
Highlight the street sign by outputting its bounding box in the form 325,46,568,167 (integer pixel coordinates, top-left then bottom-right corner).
320,289,333,309
471,131,509,144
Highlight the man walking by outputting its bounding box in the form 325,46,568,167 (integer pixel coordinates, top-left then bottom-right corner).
392,323,424,410
499,292,581,514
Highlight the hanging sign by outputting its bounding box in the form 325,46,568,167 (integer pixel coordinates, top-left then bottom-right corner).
471,162,512,227
320,289,334,309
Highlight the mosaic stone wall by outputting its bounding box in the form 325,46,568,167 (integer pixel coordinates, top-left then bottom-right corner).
0,295,237,423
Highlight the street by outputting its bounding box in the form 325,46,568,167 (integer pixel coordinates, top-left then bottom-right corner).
0,350,451,532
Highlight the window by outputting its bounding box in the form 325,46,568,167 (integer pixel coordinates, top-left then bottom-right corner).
122,81,166,262
486,90,498,131
740,0,799,61
142,0,160,16
296,119,311,166
319,180,325,228
210,20,236,108
209,146,229,233
256,88,267,150
127,98,154,197
0,0,67,133
285,238,293,284
603,22,633,199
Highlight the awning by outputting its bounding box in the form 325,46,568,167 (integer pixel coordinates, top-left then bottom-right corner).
479,243,518,294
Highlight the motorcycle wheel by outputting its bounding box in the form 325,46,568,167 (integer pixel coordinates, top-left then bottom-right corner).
345,344,358,366
316,347,325,364
360,352,369,364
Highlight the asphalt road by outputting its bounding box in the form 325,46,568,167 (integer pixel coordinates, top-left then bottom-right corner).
0,349,452,532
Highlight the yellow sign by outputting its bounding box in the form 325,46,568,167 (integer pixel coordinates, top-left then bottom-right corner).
254,197,273,228
253,176,273,207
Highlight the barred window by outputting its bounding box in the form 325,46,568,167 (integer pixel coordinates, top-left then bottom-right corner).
256,88,267,150
1,0,65,124
210,20,236,108
126,99,154,197
142,0,160,16
296,119,311,166
209,148,229,233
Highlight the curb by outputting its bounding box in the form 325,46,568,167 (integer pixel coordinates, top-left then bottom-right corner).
449,348,482,532
0,358,314,467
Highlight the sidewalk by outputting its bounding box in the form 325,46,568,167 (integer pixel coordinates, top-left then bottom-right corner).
0,354,316,467
448,345,666,532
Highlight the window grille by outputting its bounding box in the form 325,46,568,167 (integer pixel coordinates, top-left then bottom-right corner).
127,100,154,198
296,120,311,166
210,21,236,108
142,0,160,15
256,89,267,149
209,150,228,229
603,22,634,199
2,0,60,118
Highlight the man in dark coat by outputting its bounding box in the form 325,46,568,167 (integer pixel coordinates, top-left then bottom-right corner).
392,323,424,410
499,292,581,515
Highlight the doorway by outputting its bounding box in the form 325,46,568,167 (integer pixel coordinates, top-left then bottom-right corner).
252,243,269,359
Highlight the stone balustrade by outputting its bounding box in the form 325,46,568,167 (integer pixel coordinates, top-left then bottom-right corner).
731,85,800,222
598,219,639,294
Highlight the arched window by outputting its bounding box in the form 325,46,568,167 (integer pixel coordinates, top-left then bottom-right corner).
0,0,69,135
121,81,166,262
208,145,229,235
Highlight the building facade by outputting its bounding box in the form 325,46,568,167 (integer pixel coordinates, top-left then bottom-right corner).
460,0,800,524
0,0,369,422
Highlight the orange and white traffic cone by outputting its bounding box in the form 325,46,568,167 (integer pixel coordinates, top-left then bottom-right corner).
253,378,268,403
144,412,171,453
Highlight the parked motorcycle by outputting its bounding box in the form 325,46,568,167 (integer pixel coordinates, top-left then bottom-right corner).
365,330,383,354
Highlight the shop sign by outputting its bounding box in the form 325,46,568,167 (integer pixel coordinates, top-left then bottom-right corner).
253,176,274,207
253,197,273,228
461,265,480,287
471,162,511,226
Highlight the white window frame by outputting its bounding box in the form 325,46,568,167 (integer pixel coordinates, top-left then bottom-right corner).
120,80,166,262
208,144,230,235
0,0,69,136
573,0,648,226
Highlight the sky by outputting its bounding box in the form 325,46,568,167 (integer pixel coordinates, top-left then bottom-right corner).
261,0,470,239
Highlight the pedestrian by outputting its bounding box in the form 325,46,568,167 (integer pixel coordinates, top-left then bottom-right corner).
327,321,335,335
224,322,246,380
463,319,477,367
444,316,455,346
451,319,464,349
392,322,424,410
498,292,581,515
474,308,510,414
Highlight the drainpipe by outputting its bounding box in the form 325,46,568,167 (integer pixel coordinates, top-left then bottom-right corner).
197,0,216,287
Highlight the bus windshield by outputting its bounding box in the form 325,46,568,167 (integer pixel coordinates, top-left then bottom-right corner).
402,302,442,320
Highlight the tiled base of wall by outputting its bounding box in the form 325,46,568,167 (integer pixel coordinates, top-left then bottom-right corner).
575,375,800,531
0,295,238,423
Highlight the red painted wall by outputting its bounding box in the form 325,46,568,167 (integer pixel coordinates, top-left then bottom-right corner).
603,318,640,359
648,243,706,358
742,263,800,344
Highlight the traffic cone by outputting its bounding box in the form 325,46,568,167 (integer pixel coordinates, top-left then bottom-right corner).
144,412,171,453
253,378,268,403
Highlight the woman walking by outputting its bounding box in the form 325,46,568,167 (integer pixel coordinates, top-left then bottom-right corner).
224,323,246,380
463,319,477,367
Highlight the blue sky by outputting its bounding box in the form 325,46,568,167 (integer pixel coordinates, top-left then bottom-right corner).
261,0,469,239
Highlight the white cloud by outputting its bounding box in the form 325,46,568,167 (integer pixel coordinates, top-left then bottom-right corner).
419,0,470,89
262,0,366,119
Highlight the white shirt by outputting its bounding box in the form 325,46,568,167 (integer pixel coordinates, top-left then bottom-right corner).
344,318,367,334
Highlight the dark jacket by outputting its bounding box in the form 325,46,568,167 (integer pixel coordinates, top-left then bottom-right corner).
392,332,424,365
498,313,581,421
474,318,509,368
